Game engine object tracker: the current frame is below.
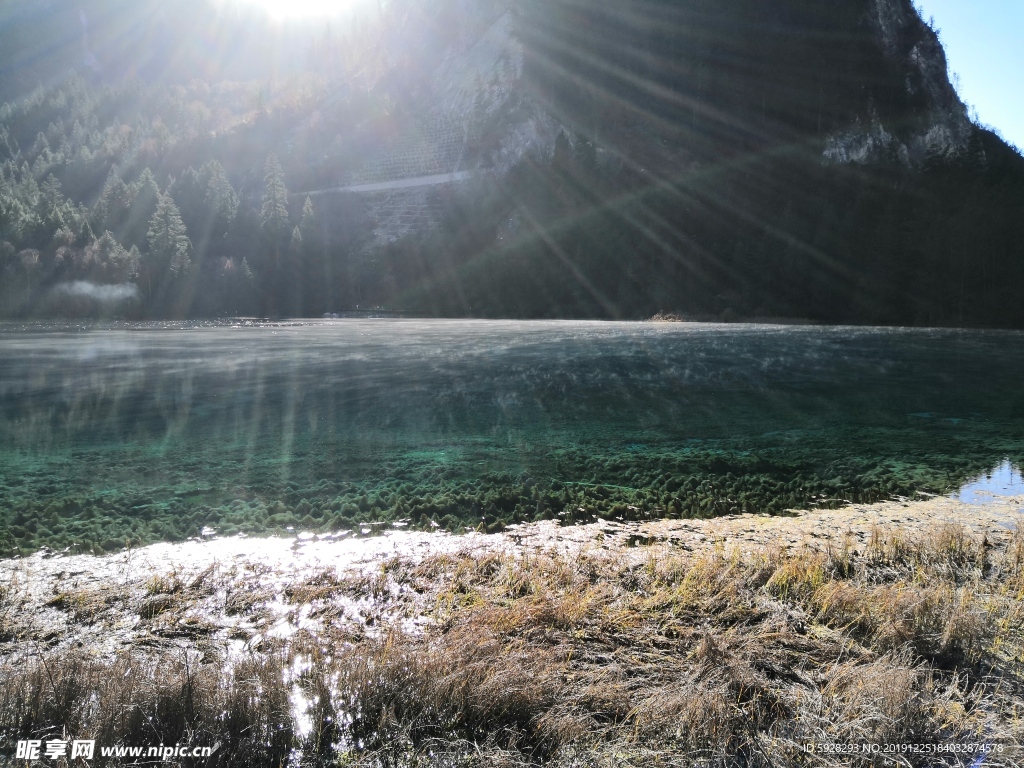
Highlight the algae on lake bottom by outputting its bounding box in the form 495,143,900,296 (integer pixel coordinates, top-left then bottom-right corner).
1,321,1022,555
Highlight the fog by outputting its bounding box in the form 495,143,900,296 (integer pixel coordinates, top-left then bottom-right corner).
52,282,140,304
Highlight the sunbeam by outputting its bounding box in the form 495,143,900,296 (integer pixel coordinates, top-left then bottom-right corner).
235,0,361,19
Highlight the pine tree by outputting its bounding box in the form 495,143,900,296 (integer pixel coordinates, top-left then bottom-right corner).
93,168,129,234
286,225,304,315
125,169,161,250
299,196,315,239
40,174,62,212
125,245,142,283
297,195,327,313
170,167,205,239
240,256,255,284
259,153,290,312
260,153,290,240
204,160,238,241
146,193,191,295
82,231,138,283
298,196,319,270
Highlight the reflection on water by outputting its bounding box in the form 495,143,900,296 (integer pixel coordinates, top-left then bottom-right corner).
956,461,1024,504
1,320,1023,554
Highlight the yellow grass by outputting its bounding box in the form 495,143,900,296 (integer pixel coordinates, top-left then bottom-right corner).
1,523,1022,766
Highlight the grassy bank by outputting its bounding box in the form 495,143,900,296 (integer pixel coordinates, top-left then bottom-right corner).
2,515,1023,766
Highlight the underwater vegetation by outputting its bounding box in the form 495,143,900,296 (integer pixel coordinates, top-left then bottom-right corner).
1,321,1023,555
1,427,1020,556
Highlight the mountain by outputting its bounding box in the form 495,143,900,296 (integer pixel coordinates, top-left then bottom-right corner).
1,0,1022,325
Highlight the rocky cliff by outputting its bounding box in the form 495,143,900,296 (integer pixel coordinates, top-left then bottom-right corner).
342,0,997,249
823,0,973,165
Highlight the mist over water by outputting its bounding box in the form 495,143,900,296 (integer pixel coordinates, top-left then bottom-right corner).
1,320,1022,554
51,282,140,304
1,320,1015,442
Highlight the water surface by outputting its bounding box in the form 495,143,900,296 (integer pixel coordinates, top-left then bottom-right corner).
955,460,1024,504
2,320,1022,554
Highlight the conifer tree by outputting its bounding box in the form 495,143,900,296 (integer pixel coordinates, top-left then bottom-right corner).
260,153,290,240
240,257,255,284
125,168,161,250
299,196,315,239
82,231,138,283
39,174,62,213
259,153,290,312
145,193,191,296
170,167,205,239
125,245,142,283
297,195,327,313
204,160,238,242
298,196,318,267
93,168,130,234
285,225,304,314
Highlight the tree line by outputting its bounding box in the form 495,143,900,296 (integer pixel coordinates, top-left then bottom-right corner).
0,70,380,318
2,0,1023,326
1,147,343,317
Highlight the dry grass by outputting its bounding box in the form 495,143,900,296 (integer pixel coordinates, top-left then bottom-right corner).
0,647,294,767
284,568,346,603
0,574,22,642
326,525,1024,765
144,567,186,596
45,586,117,624
1,524,1023,766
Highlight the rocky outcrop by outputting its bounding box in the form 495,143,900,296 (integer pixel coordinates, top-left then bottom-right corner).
349,3,563,245
826,0,973,166
334,0,993,247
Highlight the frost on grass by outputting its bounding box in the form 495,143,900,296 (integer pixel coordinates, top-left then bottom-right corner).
1,522,1022,766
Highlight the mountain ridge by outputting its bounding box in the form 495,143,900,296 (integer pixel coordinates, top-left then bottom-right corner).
0,0,1021,325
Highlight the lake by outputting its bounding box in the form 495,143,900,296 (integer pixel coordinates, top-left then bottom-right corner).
1,320,1022,555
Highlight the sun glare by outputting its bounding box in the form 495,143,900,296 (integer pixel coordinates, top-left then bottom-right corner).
244,0,351,19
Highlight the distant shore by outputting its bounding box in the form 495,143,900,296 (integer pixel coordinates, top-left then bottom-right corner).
650,310,820,325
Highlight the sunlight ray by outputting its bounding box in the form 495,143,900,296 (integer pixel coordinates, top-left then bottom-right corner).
237,0,360,20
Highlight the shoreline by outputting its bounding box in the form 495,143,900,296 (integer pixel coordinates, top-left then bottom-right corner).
2,494,1021,663
2,496,1023,765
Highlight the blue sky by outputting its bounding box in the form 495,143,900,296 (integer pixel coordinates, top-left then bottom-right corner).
914,0,1023,150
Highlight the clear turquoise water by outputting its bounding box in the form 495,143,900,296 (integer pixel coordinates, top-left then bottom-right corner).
1,320,1022,554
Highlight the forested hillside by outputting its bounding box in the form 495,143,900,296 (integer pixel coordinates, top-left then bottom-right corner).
0,0,1022,324
0,74,373,317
